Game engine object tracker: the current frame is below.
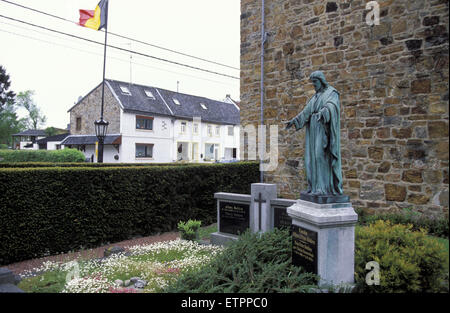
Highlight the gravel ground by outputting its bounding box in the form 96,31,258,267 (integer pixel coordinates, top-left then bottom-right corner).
4,231,180,276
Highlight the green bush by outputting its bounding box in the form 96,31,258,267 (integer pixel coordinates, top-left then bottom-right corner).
178,220,202,241
0,162,259,265
165,228,318,293
357,207,449,238
0,149,85,163
354,220,448,293
0,144,8,150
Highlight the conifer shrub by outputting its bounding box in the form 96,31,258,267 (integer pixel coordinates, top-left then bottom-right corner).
178,220,202,241
354,220,448,293
164,228,318,293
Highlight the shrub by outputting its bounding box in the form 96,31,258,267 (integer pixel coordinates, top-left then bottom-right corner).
165,228,318,293
0,144,8,150
0,149,85,163
354,220,448,293
178,220,202,241
0,162,259,265
357,207,449,238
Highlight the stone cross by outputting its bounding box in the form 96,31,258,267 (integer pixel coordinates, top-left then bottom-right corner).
254,192,266,231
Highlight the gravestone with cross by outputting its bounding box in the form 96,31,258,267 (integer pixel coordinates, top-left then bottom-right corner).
210,183,278,245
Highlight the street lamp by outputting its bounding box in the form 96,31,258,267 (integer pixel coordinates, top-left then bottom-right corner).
94,118,109,163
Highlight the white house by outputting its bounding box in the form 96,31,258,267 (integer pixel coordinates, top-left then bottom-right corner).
34,133,70,150
11,129,47,150
62,79,240,163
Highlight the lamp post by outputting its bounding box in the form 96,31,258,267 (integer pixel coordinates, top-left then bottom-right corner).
94,117,109,163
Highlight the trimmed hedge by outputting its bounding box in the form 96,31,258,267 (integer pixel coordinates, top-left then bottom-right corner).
0,149,85,163
0,162,200,168
0,162,259,265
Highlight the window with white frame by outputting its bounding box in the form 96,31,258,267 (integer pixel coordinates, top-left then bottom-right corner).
215,126,220,136
120,85,131,95
193,123,199,135
181,121,187,134
228,126,234,136
136,116,153,130
207,125,212,136
144,90,155,99
135,143,153,158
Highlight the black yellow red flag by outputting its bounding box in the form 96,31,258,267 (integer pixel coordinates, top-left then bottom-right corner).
79,0,108,31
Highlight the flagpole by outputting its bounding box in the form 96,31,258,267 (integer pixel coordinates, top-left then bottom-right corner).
97,0,109,163
100,1,108,120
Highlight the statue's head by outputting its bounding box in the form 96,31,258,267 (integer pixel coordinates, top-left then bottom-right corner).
309,71,328,92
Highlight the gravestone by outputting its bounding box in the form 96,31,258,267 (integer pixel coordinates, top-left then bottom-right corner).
210,193,251,245
291,225,318,274
218,201,250,235
287,199,357,287
270,198,296,231
211,183,278,245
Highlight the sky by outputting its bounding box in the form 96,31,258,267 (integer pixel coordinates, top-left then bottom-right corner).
0,0,240,129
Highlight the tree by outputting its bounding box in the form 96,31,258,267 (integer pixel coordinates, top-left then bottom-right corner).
16,90,47,130
0,101,27,146
0,66,16,113
0,66,26,146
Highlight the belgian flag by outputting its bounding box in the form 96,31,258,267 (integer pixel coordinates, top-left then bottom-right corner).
79,0,108,31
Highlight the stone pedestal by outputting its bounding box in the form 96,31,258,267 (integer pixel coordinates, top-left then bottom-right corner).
287,199,358,287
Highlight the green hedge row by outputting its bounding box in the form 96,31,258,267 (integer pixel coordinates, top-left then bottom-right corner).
0,162,198,168
0,162,259,265
0,149,85,163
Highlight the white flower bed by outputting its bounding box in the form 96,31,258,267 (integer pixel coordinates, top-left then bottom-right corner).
20,239,223,293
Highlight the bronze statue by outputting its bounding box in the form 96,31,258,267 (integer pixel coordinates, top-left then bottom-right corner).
286,71,347,203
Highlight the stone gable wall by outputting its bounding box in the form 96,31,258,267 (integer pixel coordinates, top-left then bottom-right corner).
69,84,121,135
240,0,449,217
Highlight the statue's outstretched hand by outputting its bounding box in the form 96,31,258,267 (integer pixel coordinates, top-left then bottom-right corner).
285,120,294,130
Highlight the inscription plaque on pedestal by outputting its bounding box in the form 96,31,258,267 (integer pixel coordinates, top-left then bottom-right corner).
292,225,318,274
219,201,250,235
273,206,292,231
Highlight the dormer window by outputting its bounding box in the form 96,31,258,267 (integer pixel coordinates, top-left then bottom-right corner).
200,103,207,110
173,98,181,105
145,90,155,99
120,85,131,95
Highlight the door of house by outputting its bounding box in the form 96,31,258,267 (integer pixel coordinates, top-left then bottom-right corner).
192,143,198,161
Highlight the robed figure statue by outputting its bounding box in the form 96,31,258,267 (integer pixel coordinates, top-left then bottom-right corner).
286,71,347,202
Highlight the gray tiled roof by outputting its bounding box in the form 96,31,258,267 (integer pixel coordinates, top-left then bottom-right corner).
12,129,47,137
106,79,240,125
61,134,121,146
35,133,70,144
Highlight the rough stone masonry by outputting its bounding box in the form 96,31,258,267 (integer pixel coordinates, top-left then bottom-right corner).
240,0,449,218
